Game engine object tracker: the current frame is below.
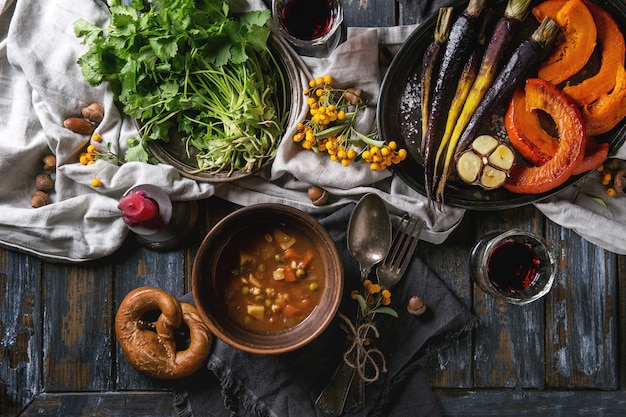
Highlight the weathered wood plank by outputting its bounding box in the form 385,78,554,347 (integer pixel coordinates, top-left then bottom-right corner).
423,215,475,389
545,220,618,389
0,249,42,417
435,389,626,416
398,0,450,25
184,198,219,293
19,392,176,417
471,207,546,389
342,0,397,27
42,260,113,392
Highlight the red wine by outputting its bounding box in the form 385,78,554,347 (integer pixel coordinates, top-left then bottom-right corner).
280,0,334,41
487,239,541,295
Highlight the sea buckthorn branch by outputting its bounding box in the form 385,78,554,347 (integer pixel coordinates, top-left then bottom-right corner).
293,75,407,170
339,279,398,382
574,158,626,207
79,133,124,187
596,159,626,199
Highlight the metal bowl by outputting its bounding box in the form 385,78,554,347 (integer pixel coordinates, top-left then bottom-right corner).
147,34,302,182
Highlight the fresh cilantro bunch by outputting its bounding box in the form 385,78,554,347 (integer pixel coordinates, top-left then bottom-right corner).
74,0,286,174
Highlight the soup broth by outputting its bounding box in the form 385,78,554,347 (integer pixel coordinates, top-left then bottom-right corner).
217,225,325,333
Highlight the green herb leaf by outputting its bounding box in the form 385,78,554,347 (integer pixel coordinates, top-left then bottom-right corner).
584,193,608,208
353,129,385,148
125,141,151,163
354,293,369,316
370,306,399,318
74,0,284,175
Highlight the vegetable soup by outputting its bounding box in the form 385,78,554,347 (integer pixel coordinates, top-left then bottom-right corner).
217,226,325,333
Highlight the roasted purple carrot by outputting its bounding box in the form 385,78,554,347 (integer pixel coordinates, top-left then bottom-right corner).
419,7,453,157
452,17,560,164
432,10,492,200
421,0,487,204
435,0,533,206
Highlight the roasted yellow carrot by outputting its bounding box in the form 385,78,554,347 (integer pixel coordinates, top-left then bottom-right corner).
432,11,492,202
449,17,560,194
435,0,533,206
421,0,487,204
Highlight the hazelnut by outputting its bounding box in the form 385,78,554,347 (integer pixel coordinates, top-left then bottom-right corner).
30,191,51,208
378,46,393,66
81,103,105,124
42,155,56,173
35,174,54,191
63,117,95,135
307,186,328,206
344,88,363,105
604,158,623,171
407,296,426,316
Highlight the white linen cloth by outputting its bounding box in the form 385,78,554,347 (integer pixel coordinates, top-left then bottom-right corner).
534,147,626,255
213,24,466,245
0,0,624,262
0,0,214,262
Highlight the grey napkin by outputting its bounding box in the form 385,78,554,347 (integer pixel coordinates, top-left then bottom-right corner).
174,203,477,417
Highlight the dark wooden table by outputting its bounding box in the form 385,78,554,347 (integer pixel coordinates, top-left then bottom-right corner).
2,1,626,416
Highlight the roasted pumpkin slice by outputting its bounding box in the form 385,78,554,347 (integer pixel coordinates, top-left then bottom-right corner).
564,2,625,105
504,78,585,194
582,67,626,136
572,140,609,175
506,86,609,175
534,0,597,86
505,87,559,166
534,1,624,105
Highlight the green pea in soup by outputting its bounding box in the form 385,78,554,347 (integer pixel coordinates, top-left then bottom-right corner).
217,226,325,333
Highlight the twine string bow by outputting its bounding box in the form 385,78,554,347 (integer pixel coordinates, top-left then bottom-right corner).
338,312,387,383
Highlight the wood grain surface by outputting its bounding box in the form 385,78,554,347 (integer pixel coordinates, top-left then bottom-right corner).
2,1,625,416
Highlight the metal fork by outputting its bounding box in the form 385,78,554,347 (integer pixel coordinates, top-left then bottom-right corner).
376,214,424,289
343,214,424,413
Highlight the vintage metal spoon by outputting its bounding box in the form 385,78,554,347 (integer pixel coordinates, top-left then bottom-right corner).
315,193,392,416
347,193,393,281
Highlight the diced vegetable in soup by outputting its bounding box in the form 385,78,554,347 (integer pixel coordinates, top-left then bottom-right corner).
218,226,325,332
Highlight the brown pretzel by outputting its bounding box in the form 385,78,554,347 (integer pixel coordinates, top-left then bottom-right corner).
115,287,212,380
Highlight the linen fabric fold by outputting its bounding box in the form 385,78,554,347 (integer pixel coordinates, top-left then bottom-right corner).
174,204,478,417
1,0,625,263
534,145,626,255
0,0,214,262
214,25,467,245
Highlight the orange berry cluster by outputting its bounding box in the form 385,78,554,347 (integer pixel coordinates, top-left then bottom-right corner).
596,159,625,198
351,279,393,313
293,75,407,170
79,133,121,187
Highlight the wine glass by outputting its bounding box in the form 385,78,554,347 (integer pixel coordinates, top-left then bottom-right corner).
469,229,556,305
271,0,344,57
